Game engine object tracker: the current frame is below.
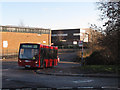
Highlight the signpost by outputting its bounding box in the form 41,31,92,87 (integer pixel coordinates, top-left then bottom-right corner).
78,41,83,47
79,32,89,66
78,40,84,66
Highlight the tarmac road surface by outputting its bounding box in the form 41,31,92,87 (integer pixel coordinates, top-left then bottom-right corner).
2,58,119,89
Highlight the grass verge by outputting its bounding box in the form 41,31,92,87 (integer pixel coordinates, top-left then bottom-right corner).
73,65,119,74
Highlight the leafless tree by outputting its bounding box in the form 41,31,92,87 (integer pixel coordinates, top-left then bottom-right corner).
18,20,25,27
97,1,120,64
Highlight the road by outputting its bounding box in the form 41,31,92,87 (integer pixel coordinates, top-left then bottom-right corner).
2,51,119,89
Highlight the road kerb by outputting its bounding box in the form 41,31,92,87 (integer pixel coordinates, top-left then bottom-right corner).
36,70,120,78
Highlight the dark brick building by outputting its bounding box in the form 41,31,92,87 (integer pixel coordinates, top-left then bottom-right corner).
51,29,80,46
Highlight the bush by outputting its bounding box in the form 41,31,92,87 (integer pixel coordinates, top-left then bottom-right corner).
86,50,117,65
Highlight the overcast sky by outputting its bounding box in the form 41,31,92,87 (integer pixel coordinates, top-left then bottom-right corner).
1,1,103,29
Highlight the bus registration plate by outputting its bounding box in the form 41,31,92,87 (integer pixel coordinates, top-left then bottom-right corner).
25,65,30,67
25,60,30,62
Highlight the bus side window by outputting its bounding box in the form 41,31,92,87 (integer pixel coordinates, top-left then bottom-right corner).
51,49,54,59
53,49,56,59
46,48,49,59
20,49,24,58
43,48,46,59
55,50,57,59
41,48,47,59
40,48,44,58
49,48,52,59
50,49,54,59
48,49,50,59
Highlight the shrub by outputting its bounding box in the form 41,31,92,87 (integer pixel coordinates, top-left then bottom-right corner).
86,50,116,65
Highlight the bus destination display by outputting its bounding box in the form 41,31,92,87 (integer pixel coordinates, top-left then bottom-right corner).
21,44,38,49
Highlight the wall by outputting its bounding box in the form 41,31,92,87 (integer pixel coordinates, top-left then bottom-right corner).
1,32,51,54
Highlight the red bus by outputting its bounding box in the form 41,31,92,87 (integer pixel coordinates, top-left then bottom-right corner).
18,43,58,68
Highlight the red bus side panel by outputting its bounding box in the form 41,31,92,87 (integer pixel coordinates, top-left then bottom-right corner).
44,59,49,67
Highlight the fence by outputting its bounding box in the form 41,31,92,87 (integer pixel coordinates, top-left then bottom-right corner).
58,45,80,49
0,49,18,59
57,42,89,49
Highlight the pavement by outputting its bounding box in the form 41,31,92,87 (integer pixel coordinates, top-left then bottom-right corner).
36,61,120,78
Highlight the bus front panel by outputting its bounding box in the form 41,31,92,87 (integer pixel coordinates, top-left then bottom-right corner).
18,44,40,68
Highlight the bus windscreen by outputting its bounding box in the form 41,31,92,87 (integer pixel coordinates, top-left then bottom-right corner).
19,44,39,60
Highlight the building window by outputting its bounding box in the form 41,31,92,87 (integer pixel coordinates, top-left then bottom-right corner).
0,26,2,31
73,33,80,36
1,26,50,34
52,34,68,36
73,41,77,45
60,40,67,42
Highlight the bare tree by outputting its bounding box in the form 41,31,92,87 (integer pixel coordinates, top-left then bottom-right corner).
95,1,120,64
18,20,25,27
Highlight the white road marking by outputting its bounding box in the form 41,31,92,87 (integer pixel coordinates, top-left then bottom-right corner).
102,86,119,89
73,80,94,83
78,87,94,89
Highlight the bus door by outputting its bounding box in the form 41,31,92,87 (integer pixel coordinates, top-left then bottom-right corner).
53,49,56,66
44,48,49,68
40,47,44,68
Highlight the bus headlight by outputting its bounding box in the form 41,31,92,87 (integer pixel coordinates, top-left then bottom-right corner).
58,58,60,62
35,61,38,64
19,60,22,62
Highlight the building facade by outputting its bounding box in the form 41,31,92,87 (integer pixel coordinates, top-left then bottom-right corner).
51,28,91,47
51,29,80,46
0,25,51,55
0,25,50,34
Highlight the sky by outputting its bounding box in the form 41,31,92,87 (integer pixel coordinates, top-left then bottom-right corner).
0,1,103,29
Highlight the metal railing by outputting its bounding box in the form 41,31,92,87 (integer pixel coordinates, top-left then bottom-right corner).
0,49,18,59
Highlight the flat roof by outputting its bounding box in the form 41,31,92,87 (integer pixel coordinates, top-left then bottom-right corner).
0,25,50,30
52,28,80,31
